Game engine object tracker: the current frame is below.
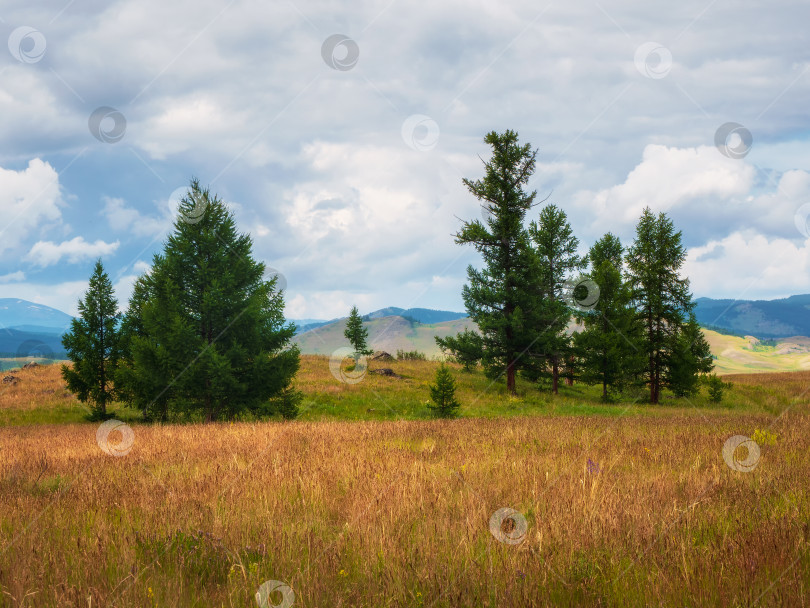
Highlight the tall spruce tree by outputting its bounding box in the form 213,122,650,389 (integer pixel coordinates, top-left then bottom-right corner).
454,130,539,395
572,233,644,401
625,208,693,404
344,306,372,359
527,204,585,394
116,180,300,421
62,259,121,420
666,312,714,397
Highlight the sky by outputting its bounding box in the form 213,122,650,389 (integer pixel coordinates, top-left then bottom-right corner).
1,0,809,320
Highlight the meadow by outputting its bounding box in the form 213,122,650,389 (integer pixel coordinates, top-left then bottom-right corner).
0,359,808,606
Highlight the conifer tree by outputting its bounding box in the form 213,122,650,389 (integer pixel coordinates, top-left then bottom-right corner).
344,306,372,360
428,363,461,418
435,327,483,372
454,130,539,395
116,180,299,421
573,233,644,401
62,259,121,420
625,208,693,404
527,204,586,393
666,312,714,397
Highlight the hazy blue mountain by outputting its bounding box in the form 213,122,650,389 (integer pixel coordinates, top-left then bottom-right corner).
694,294,810,338
0,327,66,360
292,307,469,335
0,298,74,331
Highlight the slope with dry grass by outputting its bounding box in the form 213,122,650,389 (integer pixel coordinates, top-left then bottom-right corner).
0,362,808,606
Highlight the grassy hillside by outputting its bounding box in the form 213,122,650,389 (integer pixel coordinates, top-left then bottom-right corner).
703,329,810,374
295,317,810,375
1,363,807,606
293,315,477,357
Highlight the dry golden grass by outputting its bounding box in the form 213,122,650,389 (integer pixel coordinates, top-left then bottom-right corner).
0,361,808,606
1,408,808,605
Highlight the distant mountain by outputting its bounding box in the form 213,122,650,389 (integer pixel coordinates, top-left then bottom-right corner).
0,298,74,332
293,314,475,357
0,299,73,362
694,294,810,339
290,307,468,335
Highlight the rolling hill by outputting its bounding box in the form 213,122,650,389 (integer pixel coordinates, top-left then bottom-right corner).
694,294,810,338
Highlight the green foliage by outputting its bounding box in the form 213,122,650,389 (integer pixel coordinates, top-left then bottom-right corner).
396,349,426,361
625,208,695,403
344,306,373,359
428,364,461,418
667,314,715,397
526,204,586,393
435,328,483,371
706,374,725,403
115,179,299,422
573,234,645,401
61,259,121,420
455,129,539,394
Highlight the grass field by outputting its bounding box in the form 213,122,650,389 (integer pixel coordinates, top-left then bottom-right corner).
0,360,808,606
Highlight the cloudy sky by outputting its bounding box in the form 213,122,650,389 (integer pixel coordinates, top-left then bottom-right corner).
1,0,809,320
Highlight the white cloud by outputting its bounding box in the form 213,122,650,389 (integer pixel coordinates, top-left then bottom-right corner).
0,271,26,283
103,196,169,237
684,231,810,299
26,237,120,267
0,159,63,254
574,144,756,235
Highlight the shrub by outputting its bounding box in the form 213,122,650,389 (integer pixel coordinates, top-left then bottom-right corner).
706,374,728,403
428,364,460,418
396,349,426,361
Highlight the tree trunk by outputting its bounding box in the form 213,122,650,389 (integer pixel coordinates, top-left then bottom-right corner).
506,360,516,395
552,356,559,394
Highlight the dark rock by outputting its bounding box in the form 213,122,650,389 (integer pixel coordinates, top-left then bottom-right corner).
22,362,40,370
2,375,20,385
371,351,394,361
371,368,401,378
